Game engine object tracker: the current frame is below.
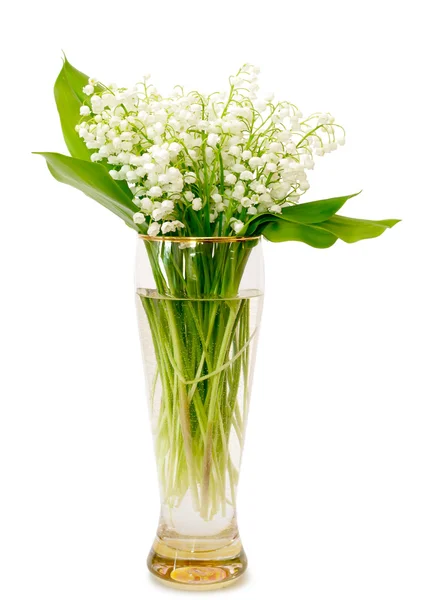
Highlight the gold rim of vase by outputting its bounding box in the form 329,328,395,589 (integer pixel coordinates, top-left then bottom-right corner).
138,234,261,243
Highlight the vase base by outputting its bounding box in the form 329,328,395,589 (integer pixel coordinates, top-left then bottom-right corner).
147,535,247,591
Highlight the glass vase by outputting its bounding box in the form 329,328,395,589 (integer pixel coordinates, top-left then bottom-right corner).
135,235,264,590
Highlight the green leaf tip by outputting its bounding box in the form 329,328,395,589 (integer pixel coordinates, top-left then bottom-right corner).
280,191,362,224
314,215,400,244
54,57,91,161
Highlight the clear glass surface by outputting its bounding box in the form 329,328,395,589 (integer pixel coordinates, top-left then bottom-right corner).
135,236,264,589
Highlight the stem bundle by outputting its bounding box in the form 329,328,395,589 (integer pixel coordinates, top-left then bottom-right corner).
138,238,260,520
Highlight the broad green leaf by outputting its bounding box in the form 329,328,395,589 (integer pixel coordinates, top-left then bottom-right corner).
263,219,338,248
280,192,361,224
54,57,93,160
241,192,361,237
243,192,399,248
316,215,400,243
35,152,140,230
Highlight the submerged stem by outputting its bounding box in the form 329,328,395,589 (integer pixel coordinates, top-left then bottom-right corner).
138,238,261,521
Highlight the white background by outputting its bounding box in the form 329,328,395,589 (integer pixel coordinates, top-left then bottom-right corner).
1,1,422,598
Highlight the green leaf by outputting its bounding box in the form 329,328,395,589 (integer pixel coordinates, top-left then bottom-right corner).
280,192,361,224
243,192,399,248
54,57,93,160
315,215,400,243
263,218,338,248
261,213,400,247
241,192,361,237
243,214,280,236
35,152,139,230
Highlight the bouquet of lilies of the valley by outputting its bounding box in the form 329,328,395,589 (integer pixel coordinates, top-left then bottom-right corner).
36,58,398,529
38,58,398,245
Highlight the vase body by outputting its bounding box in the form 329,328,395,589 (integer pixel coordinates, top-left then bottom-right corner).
135,236,264,590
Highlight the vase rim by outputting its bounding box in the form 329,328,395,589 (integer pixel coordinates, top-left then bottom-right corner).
138,234,261,243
